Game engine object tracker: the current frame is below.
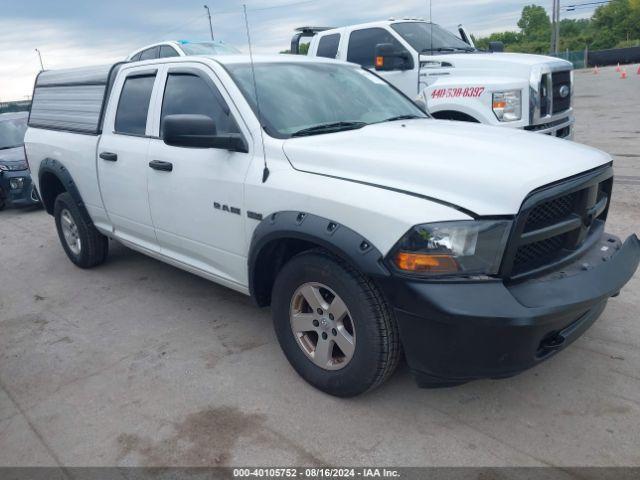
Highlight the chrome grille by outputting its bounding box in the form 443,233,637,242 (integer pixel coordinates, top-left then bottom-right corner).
552,70,571,114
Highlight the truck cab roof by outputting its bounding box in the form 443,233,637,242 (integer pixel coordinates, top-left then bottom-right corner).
127,40,241,62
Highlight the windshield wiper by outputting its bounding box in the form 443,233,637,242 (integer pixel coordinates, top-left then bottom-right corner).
378,114,425,123
421,47,475,53
0,145,21,151
291,121,367,138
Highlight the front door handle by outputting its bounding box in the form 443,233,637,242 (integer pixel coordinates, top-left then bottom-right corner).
99,152,118,162
149,160,173,172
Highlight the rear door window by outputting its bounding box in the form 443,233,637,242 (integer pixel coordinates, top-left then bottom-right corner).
317,34,341,58
139,47,160,61
159,46,180,58
115,75,156,135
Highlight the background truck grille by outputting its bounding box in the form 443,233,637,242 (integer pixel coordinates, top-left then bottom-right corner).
503,169,613,279
552,70,572,114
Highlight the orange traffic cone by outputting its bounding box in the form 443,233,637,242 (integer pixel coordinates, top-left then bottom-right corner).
637,65,640,75
616,63,621,72
593,65,599,74
621,69,627,79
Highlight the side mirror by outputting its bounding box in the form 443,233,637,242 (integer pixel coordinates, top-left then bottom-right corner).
374,43,413,71
488,41,504,53
162,114,248,153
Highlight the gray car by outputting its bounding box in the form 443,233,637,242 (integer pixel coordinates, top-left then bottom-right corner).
0,112,40,210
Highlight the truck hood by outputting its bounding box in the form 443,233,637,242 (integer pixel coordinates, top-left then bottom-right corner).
282,120,611,216
421,52,572,78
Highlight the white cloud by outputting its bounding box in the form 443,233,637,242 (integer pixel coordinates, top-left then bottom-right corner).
0,0,598,100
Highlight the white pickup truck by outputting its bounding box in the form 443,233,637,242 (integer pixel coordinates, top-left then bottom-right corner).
299,19,575,139
26,55,639,397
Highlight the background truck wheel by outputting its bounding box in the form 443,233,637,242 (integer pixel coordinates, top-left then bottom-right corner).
54,192,109,268
272,249,400,397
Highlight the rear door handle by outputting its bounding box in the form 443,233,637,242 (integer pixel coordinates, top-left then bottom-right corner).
99,152,118,162
149,160,173,172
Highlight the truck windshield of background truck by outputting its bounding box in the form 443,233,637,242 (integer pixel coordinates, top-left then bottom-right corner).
225,62,427,139
0,116,27,150
391,22,475,53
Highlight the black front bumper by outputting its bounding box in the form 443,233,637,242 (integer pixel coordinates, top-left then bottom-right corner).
0,170,39,208
377,233,640,387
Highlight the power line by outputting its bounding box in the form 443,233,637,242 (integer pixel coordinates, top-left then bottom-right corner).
561,0,610,11
212,0,316,16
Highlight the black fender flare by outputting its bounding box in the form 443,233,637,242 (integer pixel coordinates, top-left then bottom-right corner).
38,158,89,217
248,211,391,305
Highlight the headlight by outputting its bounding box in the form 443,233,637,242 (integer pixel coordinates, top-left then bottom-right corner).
0,165,7,172
391,221,512,277
9,177,25,190
493,90,522,122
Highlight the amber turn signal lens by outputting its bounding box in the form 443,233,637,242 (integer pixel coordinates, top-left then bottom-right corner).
395,252,459,274
493,101,507,109
375,56,384,68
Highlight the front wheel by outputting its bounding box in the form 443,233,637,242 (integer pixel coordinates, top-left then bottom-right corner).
272,249,400,397
54,192,109,268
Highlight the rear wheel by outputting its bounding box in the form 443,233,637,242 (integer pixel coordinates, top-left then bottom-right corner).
54,192,108,268
272,249,400,397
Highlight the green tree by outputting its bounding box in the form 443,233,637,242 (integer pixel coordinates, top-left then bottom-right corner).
517,5,551,42
474,31,521,50
590,0,640,49
473,0,640,56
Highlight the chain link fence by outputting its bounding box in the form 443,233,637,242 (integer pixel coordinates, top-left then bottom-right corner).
550,50,587,69
551,46,640,69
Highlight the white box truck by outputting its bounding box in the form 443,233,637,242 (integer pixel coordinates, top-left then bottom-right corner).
298,19,575,138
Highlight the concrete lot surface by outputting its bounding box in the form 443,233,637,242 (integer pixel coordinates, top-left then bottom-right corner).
1,65,639,468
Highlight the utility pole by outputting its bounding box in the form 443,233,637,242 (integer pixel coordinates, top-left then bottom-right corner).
551,0,557,54
551,0,561,55
555,0,561,55
35,48,44,71
204,5,214,41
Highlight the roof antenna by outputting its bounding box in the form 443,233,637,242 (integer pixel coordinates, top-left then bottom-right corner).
243,4,270,183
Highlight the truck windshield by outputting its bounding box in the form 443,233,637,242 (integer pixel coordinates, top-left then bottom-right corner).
225,62,427,138
0,116,27,150
391,22,475,53
180,42,241,56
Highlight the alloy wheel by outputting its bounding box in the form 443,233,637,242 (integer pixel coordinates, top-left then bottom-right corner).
289,282,356,371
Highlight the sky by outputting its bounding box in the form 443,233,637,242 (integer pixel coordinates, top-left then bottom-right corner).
0,0,598,101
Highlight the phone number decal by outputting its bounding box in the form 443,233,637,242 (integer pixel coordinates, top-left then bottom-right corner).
431,87,485,99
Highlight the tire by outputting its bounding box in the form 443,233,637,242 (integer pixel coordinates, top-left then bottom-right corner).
272,249,400,397
54,192,109,268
